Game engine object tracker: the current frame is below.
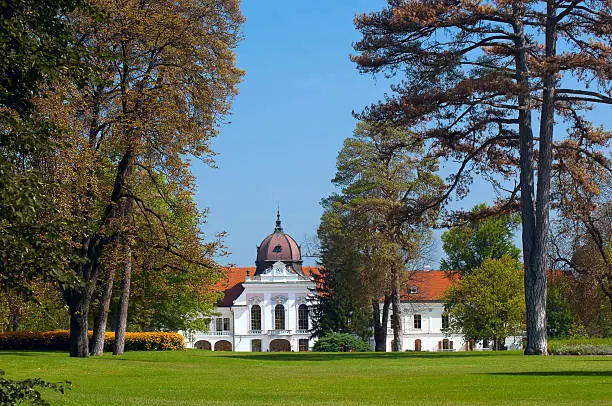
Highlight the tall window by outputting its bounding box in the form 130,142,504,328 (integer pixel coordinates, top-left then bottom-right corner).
298,304,309,330
216,317,230,332
274,304,285,330
442,314,449,329
413,314,422,329
251,305,261,331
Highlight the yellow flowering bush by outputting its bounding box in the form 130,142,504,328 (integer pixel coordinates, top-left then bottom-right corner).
0,331,185,351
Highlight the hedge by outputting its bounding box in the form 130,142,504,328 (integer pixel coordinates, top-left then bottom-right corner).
0,331,185,351
548,337,612,355
312,333,372,352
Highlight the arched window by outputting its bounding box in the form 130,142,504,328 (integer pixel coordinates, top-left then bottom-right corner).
251,305,261,331
298,304,309,331
274,304,285,330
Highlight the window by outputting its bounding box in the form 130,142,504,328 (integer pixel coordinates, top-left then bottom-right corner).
299,339,309,352
442,314,449,329
272,244,282,253
215,317,230,332
298,304,309,331
251,339,262,352
413,314,422,329
251,305,261,331
408,286,418,294
274,304,285,330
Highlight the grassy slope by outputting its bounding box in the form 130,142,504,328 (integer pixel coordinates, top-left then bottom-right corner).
0,350,610,405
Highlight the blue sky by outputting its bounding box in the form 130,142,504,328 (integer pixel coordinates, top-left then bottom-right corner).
193,1,611,268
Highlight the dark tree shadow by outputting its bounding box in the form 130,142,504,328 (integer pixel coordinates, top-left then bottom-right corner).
218,351,520,362
490,371,612,377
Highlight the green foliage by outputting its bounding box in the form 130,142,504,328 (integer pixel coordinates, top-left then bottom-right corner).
546,276,574,339
548,337,612,355
441,204,521,273
443,256,525,346
312,333,372,352
0,369,69,406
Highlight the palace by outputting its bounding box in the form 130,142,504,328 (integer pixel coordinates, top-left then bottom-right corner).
182,214,522,352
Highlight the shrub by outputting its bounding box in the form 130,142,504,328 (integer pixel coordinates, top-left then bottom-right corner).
0,369,69,406
0,331,185,352
548,337,612,355
312,333,371,352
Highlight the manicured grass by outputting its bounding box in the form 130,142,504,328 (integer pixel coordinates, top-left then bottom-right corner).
1,350,610,405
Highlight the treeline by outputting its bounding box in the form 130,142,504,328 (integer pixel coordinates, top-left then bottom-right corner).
0,0,244,357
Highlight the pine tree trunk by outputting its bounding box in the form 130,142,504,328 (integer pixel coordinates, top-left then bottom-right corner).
91,264,115,356
513,5,547,356
391,271,403,352
372,295,390,351
113,238,132,355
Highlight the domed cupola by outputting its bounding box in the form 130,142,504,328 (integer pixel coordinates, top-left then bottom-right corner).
255,212,303,276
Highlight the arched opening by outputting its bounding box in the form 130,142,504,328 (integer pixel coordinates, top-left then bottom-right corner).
214,340,232,351
269,339,291,352
251,305,262,331
298,304,309,331
414,339,422,352
274,304,285,330
194,340,211,350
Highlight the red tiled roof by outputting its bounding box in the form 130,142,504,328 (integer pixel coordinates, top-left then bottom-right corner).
216,268,456,307
216,266,319,307
401,270,459,302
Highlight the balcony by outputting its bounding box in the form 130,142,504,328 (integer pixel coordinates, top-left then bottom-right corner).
248,330,262,335
201,331,232,336
267,329,292,335
296,330,309,335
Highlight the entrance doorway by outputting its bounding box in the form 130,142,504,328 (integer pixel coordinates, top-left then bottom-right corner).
269,339,291,352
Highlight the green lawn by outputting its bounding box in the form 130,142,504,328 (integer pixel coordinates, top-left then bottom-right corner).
1,350,610,405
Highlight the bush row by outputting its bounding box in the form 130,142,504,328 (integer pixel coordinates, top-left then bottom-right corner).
548,338,612,355
0,331,185,351
312,332,372,352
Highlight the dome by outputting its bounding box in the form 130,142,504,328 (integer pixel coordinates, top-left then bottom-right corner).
255,212,303,275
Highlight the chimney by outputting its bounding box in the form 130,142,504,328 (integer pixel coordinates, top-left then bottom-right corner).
423,265,431,272
246,270,250,276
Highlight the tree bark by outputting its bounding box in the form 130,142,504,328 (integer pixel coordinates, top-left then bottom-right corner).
513,4,548,356
391,271,403,352
523,0,558,356
65,286,92,357
372,295,390,351
113,241,132,355
90,263,115,356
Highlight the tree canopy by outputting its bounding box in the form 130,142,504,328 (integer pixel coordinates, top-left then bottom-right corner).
441,204,521,273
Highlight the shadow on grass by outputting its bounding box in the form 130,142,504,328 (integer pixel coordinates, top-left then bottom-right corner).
219,351,520,362
0,350,54,356
491,371,612,377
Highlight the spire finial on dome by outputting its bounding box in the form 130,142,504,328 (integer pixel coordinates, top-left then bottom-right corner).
275,208,283,232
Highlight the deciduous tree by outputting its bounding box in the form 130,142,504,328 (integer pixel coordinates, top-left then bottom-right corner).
441,204,521,273
443,256,525,350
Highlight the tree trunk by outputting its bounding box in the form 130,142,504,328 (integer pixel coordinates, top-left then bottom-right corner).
523,1,558,356
9,307,20,331
372,295,390,351
65,288,91,358
113,242,132,355
513,5,547,356
91,264,115,356
391,271,403,352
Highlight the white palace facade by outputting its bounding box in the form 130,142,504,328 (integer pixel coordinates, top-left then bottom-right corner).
182,214,522,352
